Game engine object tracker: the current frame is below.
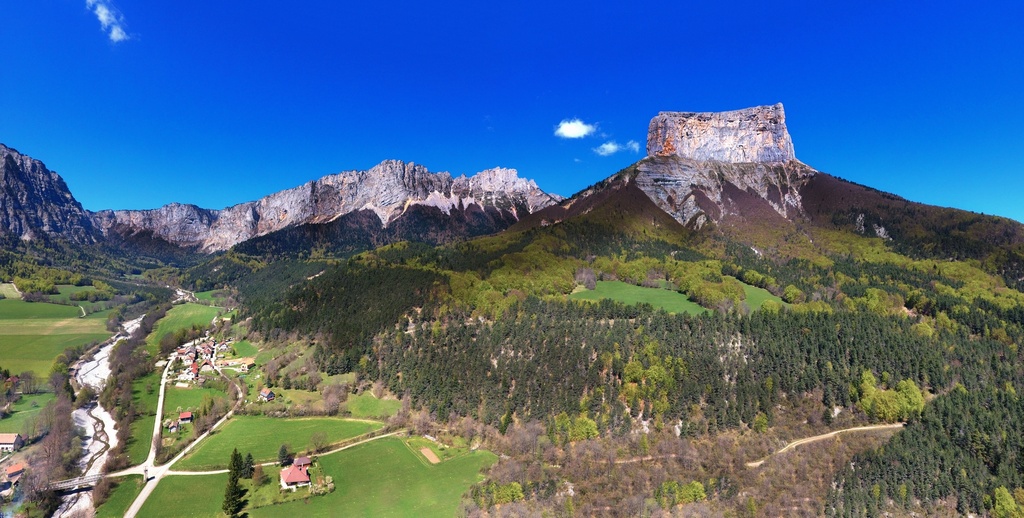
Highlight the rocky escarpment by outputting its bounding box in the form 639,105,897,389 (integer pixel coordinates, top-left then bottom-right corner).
0,144,96,243
93,160,560,252
637,103,815,228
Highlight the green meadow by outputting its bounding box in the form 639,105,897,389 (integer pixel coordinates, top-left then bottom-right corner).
346,392,401,419
145,303,222,356
736,278,785,310
0,299,111,376
174,416,382,470
0,283,20,299
95,475,145,518
248,436,496,518
0,392,55,435
569,280,708,315
126,370,162,465
163,385,229,421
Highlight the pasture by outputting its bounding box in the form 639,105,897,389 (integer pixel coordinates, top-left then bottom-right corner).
174,416,382,470
738,278,785,310
0,392,55,435
569,280,708,315
346,392,401,419
145,303,221,356
95,475,145,518
0,299,111,376
248,436,496,518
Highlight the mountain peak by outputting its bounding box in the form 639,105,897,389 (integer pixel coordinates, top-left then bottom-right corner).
647,103,796,163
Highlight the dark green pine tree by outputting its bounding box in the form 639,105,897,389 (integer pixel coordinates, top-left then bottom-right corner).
243,452,255,479
222,472,242,517
229,448,243,478
278,443,292,466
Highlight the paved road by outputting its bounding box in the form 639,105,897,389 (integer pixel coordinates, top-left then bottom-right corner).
122,356,244,518
745,423,904,468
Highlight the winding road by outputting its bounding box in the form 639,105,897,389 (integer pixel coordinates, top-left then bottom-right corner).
744,423,904,468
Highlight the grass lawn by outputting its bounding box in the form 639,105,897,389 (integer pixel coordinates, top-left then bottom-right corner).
346,392,401,419
0,299,112,376
228,339,257,357
95,475,145,518
0,283,20,299
248,436,497,518
138,471,229,518
47,285,108,313
126,370,162,465
0,392,55,435
737,278,785,310
175,416,383,470
163,385,228,420
569,280,708,315
145,303,222,356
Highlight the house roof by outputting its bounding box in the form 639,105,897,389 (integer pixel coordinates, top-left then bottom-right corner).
294,456,311,467
6,463,25,476
280,465,310,484
0,433,21,444
260,388,274,396
179,411,193,419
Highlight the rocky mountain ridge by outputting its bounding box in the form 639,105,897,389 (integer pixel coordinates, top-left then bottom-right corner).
0,144,96,243
95,160,561,252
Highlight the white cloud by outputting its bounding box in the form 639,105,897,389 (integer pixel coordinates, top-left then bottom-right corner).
554,118,596,139
86,0,130,43
593,139,642,157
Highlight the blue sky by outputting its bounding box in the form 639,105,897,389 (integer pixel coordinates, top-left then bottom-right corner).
2,2,1022,223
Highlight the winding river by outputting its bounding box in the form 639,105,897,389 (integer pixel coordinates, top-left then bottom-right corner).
56,316,144,516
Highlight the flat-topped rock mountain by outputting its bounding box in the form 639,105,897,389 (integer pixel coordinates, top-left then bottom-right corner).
636,103,813,229
0,144,96,243
647,103,796,163
92,160,561,252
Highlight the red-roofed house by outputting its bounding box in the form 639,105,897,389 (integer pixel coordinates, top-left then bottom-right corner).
279,464,310,490
0,433,24,452
5,462,26,485
179,411,193,423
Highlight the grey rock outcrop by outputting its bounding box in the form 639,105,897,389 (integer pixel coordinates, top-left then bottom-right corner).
647,103,796,163
0,144,96,243
94,160,560,252
636,103,813,228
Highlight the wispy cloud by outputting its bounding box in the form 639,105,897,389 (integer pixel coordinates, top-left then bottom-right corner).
594,139,642,157
86,0,129,43
593,141,621,156
554,118,596,139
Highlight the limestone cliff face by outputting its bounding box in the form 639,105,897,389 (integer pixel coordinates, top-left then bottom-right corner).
94,160,560,252
637,103,814,228
647,103,796,163
0,144,96,243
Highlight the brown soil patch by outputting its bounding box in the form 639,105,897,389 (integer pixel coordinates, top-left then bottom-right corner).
420,447,440,464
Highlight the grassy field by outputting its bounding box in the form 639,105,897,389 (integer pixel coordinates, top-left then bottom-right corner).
194,289,231,304
248,436,497,518
137,471,229,518
228,339,257,357
126,370,162,465
47,285,108,313
346,392,401,419
0,392,55,435
0,299,112,376
0,283,20,299
175,416,383,470
737,279,785,310
164,385,228,419
95,475,145,518
145,303,222,356
569,280,708,315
